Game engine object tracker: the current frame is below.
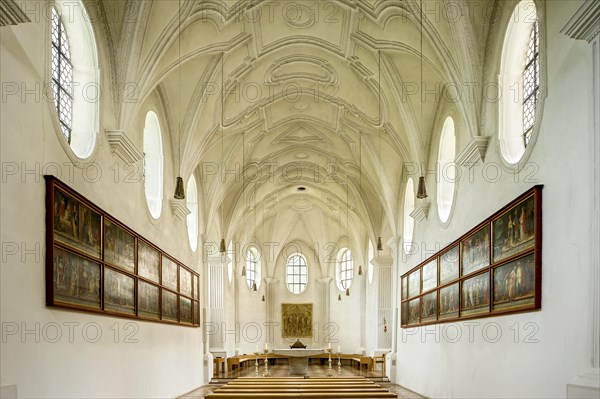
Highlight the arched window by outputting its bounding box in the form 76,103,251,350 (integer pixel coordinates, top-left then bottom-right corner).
499,0,540,163
186,175,198,251
437,117,456,223
50,1,99,158
143,111,164,219
246,247,261,290
336,249,354,291
403,178,415,254
367,240,374,284
286,254,307,294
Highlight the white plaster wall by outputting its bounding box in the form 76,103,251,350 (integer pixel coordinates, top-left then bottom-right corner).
0,19,203,399
229,238,366,354
329,272,363,353
395,1,595,397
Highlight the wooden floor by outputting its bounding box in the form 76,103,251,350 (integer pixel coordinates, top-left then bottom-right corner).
179,364,425,399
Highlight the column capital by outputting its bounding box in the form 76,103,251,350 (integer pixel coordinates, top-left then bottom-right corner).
264,277,279,285
317,277,333,285
206,254,230,265
371,255,393,268
386,236,402,251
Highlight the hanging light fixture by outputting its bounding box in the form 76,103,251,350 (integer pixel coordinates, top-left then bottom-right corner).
376,51,384,251
338,294,342,301
417,176,427,199
358,131,363,277
174,0,185,199
252,282,257,292
261,294,265,302
241,262,246,277
219,51,226,251
416,0,428,199
345,287,350,296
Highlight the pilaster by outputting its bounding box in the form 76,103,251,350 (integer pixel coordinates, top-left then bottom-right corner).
562,2,600,396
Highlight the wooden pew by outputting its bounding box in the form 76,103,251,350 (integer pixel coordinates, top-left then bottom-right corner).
206,377,397,398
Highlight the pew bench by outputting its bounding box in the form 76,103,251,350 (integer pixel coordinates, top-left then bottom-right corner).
206,377,397,398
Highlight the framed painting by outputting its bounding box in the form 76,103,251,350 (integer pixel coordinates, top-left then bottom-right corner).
493,253,536,311
493,195,536,263
138,280,159,319
193,274,199,299
282,303,313,338
104,218,135,273
440,245,459,285
138,240,160,283
421,291,437,322
52,246,101,309
461,225,490,276
180,296,193,324
399,186,542,328
193,300,200,324
421,259,438,293
46,176,201,328
408,268,420,298
53,186,101,259
104,268,135,315
162,256,178,291
408,298,420,325
162,289,178,321
180,267,192,297
461,271,490,316
439,282,459,319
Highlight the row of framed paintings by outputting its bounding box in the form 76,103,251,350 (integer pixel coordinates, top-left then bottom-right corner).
46,176,200,326
400,185,542,327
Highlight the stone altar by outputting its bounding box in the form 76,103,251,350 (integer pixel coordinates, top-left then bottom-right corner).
272,349,324,376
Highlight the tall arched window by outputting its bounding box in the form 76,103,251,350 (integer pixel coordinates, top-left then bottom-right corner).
246,247,261,290
367,240,374,284
50,1,99,159
336,249,354,291
403,178,415,254
437,117,456,224
50,7,72,143
143,111,164,219
499,0,540,163
286,254,307,294
186,175,198,251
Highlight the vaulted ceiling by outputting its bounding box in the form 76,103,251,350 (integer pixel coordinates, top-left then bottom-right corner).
106,0,492,257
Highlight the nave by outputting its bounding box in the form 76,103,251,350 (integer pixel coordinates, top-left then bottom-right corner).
179,364,424,399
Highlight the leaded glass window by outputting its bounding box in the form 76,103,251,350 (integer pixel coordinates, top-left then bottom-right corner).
50,7,73,143
523,21,539,146
286,254,308,294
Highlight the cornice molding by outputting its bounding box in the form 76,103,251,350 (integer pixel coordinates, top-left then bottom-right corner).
456,136,490,168
410,201,431,222
0,0,30,27
169,198,191,221
105,130,143,165
561,0,600,43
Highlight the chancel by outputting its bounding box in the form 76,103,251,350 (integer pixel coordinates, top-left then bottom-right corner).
1,0,599,398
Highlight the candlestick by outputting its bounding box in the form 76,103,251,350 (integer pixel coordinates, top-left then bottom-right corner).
328,342,331,349
337,345,341,353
